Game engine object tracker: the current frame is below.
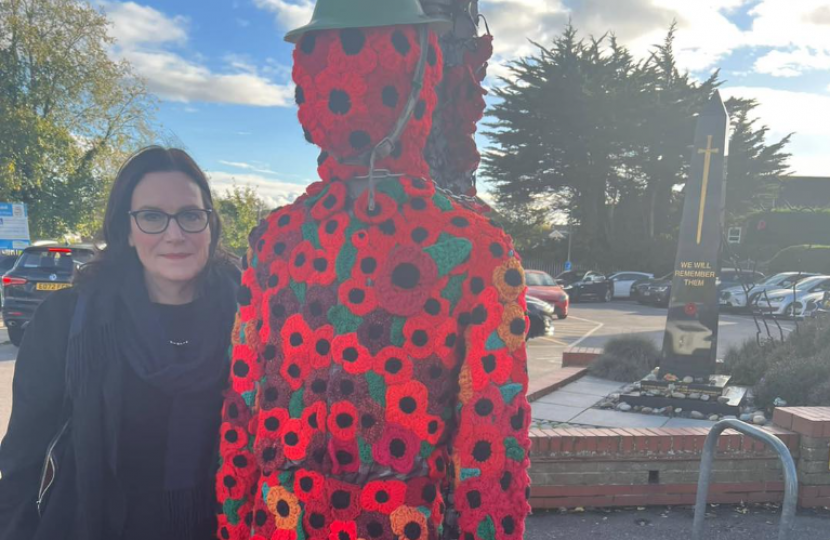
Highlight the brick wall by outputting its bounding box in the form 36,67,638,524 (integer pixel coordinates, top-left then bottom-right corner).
773,407,830,508
561,347,603,367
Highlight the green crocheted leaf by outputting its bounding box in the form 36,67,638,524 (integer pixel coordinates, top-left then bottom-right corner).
261,482,270,503
289,388,304,418
477,516,496,540
417,506,432,519
461,468,481,481
304,185,328,207
250,254,259,269
295,511,307,540
377,179,407,204
279,471,294,492
241,390,256,409
390,317,406,347
425,237,472,277
366,371,387,407
433,192,453,211
302,221,322,249
290,280,306,304
420,441,435,459
505,436,526,462
441,273,467,311
223,498,246,525
500,383,524,405
486,332,506,351
329,304,364,335
336,241,357,282
358,436,374,465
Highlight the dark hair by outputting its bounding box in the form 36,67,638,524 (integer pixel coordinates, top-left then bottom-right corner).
75,146,233,290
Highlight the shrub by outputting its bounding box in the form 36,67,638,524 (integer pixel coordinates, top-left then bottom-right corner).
589,336,660,382
767,245,830,275
719,338,775,386
754,349,830,409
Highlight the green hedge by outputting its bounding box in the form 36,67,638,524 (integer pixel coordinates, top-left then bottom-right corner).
768,245,830,275
744,209,830,256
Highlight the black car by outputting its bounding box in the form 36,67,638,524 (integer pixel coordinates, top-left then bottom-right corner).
2,245,95,346
526,295,556,339
0,252,20,309
634,272,672,304
640,274,673,307
556,270,613,303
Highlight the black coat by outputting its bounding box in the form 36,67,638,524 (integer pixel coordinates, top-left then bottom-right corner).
0,289,77,539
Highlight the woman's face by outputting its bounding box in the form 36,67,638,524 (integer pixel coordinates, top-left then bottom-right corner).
128,171,212,291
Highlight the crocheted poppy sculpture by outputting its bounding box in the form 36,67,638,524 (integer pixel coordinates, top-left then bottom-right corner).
217,19,531,540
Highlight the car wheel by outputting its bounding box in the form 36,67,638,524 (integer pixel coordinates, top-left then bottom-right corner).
603,288,613,303
8,325,23,347
785,303,803,319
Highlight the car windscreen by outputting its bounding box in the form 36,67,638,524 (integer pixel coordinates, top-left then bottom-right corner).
527,272,556,286
795,277,824,291
18,249,93,273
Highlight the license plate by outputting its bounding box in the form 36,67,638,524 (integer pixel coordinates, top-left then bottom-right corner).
36,283,70,291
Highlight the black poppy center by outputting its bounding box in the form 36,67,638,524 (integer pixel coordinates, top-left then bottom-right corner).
300,476,314,492
404,522,422,540
475,398,494,416
342,347,359,363
392,30,410,55
316,339,331,355
385,358,403,374
382,85,399,108
510,317,526,335
329,89,351,115
339,28,365,55
390,438,406,458
399,396,417,414
348,288,365,304
332,490,351,509
505,268,523,287
284,432,299,446
392,263,421,290
277,499,290,517
473,441,492,462
412,330,428,347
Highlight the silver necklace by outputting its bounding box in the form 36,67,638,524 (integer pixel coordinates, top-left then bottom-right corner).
169,339,189,347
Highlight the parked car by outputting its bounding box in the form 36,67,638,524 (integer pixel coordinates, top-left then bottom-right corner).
525,269,569,319
557,271,613,303
0,252,20,309
753,275,830,318
632,272,671,301
2,244,95,346
717,268,765,292
526,295,556,339
639,273,674,307
608,271,653,299
720,272,818,310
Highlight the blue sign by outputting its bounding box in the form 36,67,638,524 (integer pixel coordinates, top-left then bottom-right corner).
564,260,572,271
0,202,31,251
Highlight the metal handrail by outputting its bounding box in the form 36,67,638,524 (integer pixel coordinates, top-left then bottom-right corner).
693,419,798,540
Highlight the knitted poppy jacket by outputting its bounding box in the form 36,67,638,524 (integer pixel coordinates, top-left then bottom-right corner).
216,175,532,540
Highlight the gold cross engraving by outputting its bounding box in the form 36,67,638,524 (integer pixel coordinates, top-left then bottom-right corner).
696,135,720,244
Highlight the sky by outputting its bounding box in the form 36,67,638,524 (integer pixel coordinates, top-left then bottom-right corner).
98,0,830,207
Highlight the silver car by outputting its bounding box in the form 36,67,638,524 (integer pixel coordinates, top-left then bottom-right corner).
754,275,830,317
720,272,818,310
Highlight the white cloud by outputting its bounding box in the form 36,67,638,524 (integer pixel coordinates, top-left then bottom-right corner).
219,160,282,175
253,0,315,32
721,86,830,176
103,2,294,106
207,170,309,208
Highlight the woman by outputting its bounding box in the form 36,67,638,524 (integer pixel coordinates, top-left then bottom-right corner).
0,147,239,540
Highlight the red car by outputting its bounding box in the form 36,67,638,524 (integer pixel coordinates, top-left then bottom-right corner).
525,270,569,319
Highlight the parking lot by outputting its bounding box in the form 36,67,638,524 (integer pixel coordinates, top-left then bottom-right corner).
0,301,796,440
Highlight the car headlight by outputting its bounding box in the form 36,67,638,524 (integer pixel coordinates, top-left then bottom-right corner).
768,296,785,304
656,286,669,292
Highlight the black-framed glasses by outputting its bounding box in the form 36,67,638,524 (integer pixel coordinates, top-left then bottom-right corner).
128,209,212,234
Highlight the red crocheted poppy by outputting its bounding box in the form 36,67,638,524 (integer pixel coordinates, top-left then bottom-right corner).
402,315,436,359
327,479,362,521
221,389,252,427
426,449,448,481
332,333,373,375
301,400,327,434
216,461,246,501
257,407,290,438
414,413,444,446
281,418,311,462
310,181,347,221
329,436,361,475
317,153,367,183
365,70,410,125
405,477,439,509
238,268,263,323
372,346,413,385
292,30,336,78
268,286,301,336
329,369,368,403
400,176,435,198
294,469,324,503
402,217,441,249
420,293,450,320
280,353,308,391
280,314,312,357
353,244,383,280
338,278,378,317
309,69,369,152
219,422,248,453
271,530,297,540
264,259,290,295
356,310,393,355
433,319,459,367
328,520,358,540
375,246,439,317
350,226,395,255
493,508,525,540
309,324,334,369
373,422,419,474
390,506,430,540
354,191,399,224
457,424,506,477
467,345,513,390
453,476,492,516
306,248,338,287
230,344,259,395
328,400,359,441
371,25,420,74
385,380,428,430
304,368,330,406
357,512,394,540
226,448,257,483
360,479,407,514
302,499,332,537
464,383,505,428
288,240,315,283
318,213,350,250
469,287,506,331
303,286,337,330
269,205,305,235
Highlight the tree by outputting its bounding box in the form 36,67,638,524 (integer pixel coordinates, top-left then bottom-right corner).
0,0,155,239
216,185,270,256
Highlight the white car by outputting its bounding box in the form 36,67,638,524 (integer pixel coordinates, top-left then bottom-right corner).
608,271,653,299
754,275,830,317
720,272,818,310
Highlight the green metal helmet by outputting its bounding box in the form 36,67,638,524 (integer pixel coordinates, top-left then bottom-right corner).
284,0,449,43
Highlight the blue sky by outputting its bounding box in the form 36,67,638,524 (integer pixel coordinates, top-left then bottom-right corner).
100,0,830,205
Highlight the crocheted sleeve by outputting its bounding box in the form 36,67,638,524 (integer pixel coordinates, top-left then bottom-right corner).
216,223,268,539
448,232,532,540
